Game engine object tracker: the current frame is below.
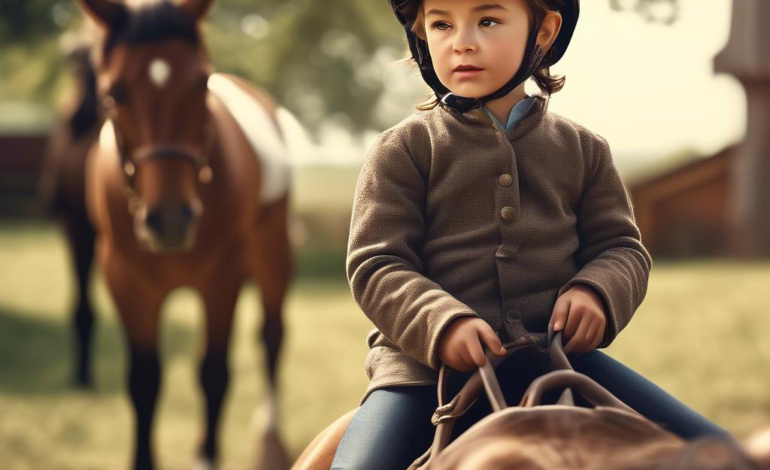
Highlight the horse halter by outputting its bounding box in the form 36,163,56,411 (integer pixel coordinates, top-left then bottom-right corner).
102,94,215,214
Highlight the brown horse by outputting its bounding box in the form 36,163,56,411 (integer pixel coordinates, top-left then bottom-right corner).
424,409,759,470
41,37,102,388
291,401,768,470
291,336,770,470
75,0,294,468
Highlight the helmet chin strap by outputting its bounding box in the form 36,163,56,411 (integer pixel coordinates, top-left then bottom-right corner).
440,17,547,114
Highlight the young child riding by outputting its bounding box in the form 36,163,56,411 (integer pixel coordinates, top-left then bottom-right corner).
333,1,731,468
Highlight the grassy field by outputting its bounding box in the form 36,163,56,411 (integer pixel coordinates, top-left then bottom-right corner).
1,222,770,469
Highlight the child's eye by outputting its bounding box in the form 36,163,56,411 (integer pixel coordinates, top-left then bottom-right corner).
480,18,500,27
431,21,451,31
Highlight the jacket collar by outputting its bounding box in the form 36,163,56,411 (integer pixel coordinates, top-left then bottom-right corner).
439,93,550,143
483,95,538,132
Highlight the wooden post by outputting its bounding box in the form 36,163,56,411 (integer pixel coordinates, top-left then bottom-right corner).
714,0,770,257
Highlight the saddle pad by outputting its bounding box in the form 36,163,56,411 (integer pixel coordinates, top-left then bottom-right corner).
208,73,291,204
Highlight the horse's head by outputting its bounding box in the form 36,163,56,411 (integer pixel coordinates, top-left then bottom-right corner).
78,0,215,253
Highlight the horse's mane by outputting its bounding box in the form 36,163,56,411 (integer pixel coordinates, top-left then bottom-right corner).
616,436,759,470
67,46,100,138
103,0,199,57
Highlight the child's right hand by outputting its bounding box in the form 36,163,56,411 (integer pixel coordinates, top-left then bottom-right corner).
438,317,507,371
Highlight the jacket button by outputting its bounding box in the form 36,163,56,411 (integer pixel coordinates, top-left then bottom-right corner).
498,174,513,187
500,206,515,221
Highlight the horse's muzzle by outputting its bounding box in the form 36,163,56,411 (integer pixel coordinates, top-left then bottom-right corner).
137,201,201,253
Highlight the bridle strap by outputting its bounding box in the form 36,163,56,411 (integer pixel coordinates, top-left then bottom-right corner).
103,101,215,213
132,143,204,166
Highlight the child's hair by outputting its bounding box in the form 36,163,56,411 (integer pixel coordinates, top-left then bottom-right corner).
409,0,566,110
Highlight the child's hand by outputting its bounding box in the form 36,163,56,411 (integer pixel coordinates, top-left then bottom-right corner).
438,317,507,371
550,284,607,354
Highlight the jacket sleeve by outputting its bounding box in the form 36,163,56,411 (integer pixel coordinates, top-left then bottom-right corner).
557,135,653,347
346,129,478,370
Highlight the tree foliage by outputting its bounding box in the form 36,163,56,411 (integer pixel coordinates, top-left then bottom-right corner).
0,0,682,133
205,0,403,133
609,0,679,25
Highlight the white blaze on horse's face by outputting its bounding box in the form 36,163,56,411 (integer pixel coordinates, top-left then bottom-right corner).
148,58,172,88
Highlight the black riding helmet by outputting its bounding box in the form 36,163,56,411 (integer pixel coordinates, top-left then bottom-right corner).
389,0,580,112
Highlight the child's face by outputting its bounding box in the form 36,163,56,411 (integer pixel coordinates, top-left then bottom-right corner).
422,0,531,99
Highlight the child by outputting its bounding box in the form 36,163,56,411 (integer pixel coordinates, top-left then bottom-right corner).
333,1,730,469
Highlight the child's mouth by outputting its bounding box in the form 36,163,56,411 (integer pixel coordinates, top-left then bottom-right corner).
453,65,484,77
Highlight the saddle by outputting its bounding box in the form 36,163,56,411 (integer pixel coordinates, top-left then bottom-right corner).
409,329,757,470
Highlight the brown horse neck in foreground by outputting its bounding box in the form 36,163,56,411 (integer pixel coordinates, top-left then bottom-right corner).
291,407,770,470
77,0,293,469
292,340,766,470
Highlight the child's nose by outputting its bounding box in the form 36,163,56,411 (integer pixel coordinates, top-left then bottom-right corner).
453,30,478,54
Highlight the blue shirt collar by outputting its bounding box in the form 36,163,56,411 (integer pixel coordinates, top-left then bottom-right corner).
483,95,537,132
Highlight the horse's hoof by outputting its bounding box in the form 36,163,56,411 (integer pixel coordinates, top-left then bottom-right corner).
256,428,291,470
251,401,278,432
746,427,770,469
192,456,216,470
72,376,93,390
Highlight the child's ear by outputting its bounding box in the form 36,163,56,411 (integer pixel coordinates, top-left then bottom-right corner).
537,10,563,53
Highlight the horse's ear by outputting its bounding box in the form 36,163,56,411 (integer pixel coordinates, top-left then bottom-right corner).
74,0,125,28
179,0,215,23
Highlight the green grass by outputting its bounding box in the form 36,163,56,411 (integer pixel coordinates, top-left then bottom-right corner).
1,222,769,469
0,221,369,470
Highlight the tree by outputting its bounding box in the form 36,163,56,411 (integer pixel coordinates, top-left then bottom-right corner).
0,0,682,134
609,0,679,25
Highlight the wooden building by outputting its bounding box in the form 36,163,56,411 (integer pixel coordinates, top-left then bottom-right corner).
629,146,738,258
0,134,48,217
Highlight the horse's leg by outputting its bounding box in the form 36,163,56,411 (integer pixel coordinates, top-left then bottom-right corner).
196,267,242,469
253,198,293,421
61,213,96,387
103,253,164,470
251,197,293,470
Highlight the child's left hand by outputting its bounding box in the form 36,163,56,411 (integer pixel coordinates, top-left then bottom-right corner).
550,284,607,354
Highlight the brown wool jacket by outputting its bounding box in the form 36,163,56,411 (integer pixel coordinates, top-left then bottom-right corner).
346,93,652,402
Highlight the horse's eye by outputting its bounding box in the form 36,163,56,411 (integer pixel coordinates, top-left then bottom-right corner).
108,84,127,106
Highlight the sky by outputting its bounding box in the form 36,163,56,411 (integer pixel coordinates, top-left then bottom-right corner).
4,0,744,175
548,0,745,170
306,0,747,175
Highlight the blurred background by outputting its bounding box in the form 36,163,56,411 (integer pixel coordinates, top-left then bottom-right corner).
1,0,770,468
